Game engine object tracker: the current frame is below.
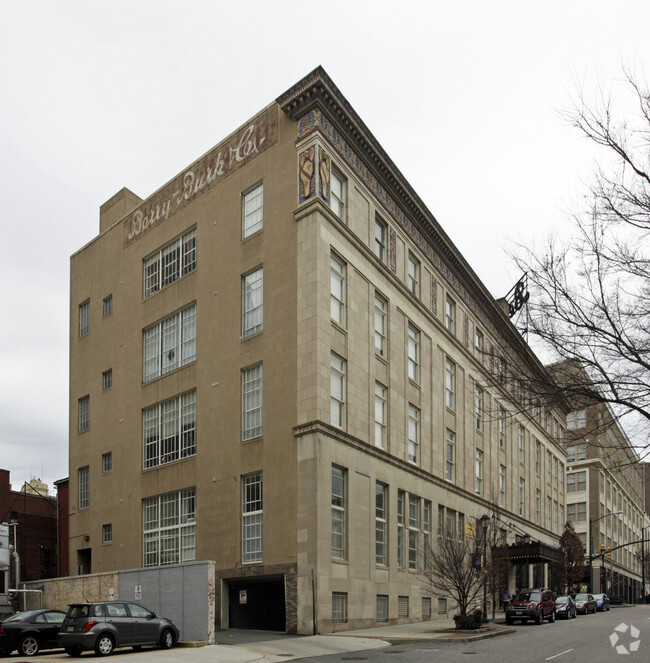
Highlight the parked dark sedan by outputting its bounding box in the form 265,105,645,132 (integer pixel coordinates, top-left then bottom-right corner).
554,595,577,619
593,593,611,611
57,601,179,656
574,593,598,614
0,609,66,656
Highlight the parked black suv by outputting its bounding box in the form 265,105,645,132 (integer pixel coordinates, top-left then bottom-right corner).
57,601,179,656
505,588,556,625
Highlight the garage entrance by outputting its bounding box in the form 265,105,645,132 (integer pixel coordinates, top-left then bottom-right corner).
228,576,286,631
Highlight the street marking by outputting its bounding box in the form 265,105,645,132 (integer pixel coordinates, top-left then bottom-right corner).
546,649,574,660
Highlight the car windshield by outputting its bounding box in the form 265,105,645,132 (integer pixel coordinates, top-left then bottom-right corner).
575,594,588,600
593,594,604,599
556,596,568,604
516,591,541,602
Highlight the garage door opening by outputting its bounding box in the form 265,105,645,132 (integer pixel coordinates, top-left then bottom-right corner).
228,577,286,631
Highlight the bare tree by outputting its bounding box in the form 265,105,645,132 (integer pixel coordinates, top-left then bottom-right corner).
421,528,484,619
558,521,586,594
510,68,650,456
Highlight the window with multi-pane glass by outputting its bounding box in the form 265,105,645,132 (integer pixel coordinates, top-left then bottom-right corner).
143,488,196,566
242,364,263,440
375,482,387,565
144,229,196,298
143,391,196,468
242,472,263,563
143,304,196,382
242,183,263,238
331,466,346,559
242,267,263,337
374,294,387,357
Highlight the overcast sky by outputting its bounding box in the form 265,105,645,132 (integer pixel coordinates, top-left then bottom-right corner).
2,1,649,494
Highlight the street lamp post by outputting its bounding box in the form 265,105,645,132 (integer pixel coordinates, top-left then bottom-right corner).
524,533,531,588
480,514,490,622
588,511,622,594
641,534,644,601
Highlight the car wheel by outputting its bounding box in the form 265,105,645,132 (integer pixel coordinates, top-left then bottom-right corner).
159,629,174,650
548,610,555,623
535,612,543,625
65,647,83,657
94,634,115,657
19,635,39,657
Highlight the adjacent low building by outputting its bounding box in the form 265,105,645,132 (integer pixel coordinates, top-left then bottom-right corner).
68,67,568,633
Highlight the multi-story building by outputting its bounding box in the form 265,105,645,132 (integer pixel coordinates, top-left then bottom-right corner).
558,369,644,601
68,67,567,633
0,470,59,612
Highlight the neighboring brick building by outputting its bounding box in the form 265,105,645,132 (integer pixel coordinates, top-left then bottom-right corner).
0,470,59,586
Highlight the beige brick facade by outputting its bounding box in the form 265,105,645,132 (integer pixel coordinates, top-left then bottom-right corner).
69,67,567,634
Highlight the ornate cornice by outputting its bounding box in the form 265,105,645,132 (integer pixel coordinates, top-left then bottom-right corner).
278,67,540,372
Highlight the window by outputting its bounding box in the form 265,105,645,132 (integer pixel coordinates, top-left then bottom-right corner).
445,429,455,482
143,304,197,382
423,500,431,571
330,254,345,326
79,300,90,337
143,488,196,566
536,489,541,524
242,267,263,337
397,490,405,567
499,465,506,507
78,466,89,509
374,293,387,357
445,296,455,334
445,358,455,409
330,169,345,218
102,452,112,473
242,472,263,563
332,592,347,623
567,409,586,430
519,478,525,516
374,217,387,263
374,383,387,448
330,354,345,428
547,450,553,482
78,395,90,432
375,482,387,565
567,471,587,492
498,356,506,386
407,253,420,296
144,229,196,298
567,502,587,523
408,495,420,570
376,595,389,622
398,596,409,617
331,466,346,559
566,443,586,462
518,425,525,462
407,324,419,382
475,449,483,495
242,364,263,440
475,329,484,361
103,295,113,317
102,524,112,544
499,408,506,447
475,384,484,430
408,405,419,463
242,183,263,238
102,369,112,391
143,391,196,469
535,439,541,475
438,598,448,614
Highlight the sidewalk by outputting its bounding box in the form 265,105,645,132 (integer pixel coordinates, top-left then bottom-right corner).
26,619,512,663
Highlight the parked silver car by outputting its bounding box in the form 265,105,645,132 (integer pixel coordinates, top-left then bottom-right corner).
57,601,179,656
